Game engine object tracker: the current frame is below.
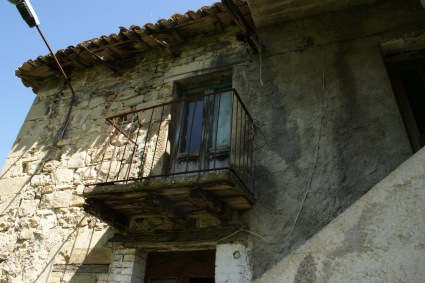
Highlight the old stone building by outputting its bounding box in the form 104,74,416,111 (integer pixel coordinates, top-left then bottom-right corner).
1,0,425,282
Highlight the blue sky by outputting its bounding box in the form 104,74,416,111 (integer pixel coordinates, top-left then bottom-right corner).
0,0,213,169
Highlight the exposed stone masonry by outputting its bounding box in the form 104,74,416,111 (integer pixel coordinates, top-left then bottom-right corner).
0,26,245,282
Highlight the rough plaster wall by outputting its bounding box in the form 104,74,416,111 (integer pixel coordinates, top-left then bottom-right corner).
215,243,252,283
254,147,425,283
233,0,424,278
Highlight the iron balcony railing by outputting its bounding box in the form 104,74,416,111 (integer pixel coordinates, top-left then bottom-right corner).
86,88,254,194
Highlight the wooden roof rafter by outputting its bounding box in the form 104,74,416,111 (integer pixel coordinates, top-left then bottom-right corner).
221,0,263,54
15,1,255,93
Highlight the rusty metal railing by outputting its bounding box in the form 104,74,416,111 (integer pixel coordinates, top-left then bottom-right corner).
85,89,254,194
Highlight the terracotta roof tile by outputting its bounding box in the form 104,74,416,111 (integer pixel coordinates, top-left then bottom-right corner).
16,1,252,92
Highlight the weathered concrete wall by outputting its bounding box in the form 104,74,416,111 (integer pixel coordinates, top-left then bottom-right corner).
254,146,425,283
0,0,424,281
216,243,252,283
235,0,425,278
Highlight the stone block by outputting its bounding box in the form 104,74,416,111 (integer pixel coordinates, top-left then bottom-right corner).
97,274,108,281
42,161,61,173
53,168,74,185
88,97,106,108
18,200,39,217
143,91,159,102
70,109,91,128
123,95,145,108
48,272,62,283
77,99,90,109
114,249,137,255
123,255,136,262
39,185,54,194
115,262,135,268
18,228,33,240
38,213,57,230
159,82,174,99
68,248,112,265
43,190,73,209
76,185,85,195
90,106,105,120
31,174,52,187
113,254,124,262
67,152,90,169
105,102,123,115
119,89,138,100
108,274,132,282
70,195,85,207
120,267,134,275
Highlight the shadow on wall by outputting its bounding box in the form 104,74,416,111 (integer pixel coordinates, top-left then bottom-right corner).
235,32,411,279
47,222,113,283
0,89,116,282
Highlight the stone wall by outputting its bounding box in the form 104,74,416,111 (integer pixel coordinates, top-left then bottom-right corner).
0,0,424,281
0,25,246,282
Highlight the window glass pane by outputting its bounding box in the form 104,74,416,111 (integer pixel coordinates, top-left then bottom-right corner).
180,98,204,153
211,91,232,148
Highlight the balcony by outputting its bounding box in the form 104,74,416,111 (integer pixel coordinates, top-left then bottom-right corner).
83,89,255,237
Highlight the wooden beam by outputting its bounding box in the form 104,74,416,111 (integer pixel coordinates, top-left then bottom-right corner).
190,189,229,222
111,226,241,250
150,35,180,58
53,264,109,274
81,45,120,72
144,195,186,223
221,0,263,54
211,15,224,33
172,29,185,43
83,198,129,231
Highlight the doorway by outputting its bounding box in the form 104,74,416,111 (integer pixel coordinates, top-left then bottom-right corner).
386,59,425,152
145,250,215,283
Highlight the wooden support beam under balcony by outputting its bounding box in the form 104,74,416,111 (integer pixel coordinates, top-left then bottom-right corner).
144,195,186,223
83,171,254,234
190,189,230,222
83,198,129,231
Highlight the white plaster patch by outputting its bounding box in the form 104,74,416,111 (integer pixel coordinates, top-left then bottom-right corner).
216,243,252,283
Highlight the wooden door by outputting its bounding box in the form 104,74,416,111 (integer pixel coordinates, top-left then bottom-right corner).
144,250,215,283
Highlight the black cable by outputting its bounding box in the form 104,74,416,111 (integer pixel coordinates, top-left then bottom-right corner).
36,25,76,140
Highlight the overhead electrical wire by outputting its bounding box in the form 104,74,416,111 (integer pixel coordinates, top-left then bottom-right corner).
8,0,76,140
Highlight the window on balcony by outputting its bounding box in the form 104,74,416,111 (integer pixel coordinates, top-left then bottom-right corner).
171,84,232,174
87,84,254,195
